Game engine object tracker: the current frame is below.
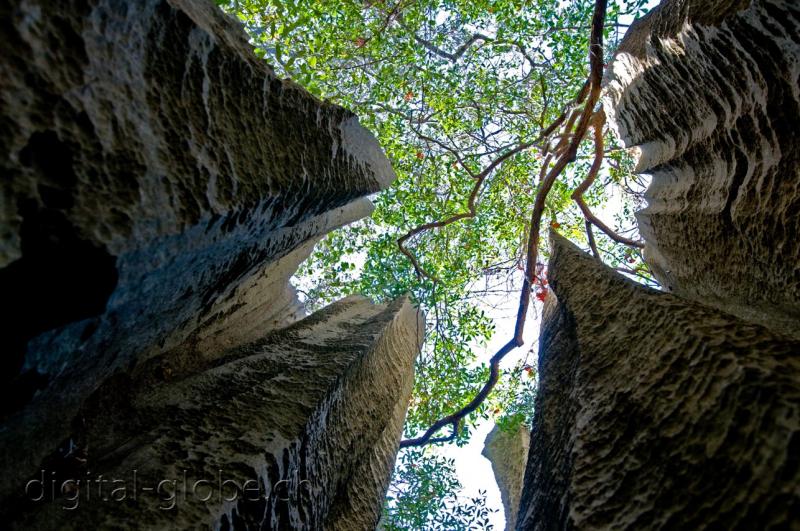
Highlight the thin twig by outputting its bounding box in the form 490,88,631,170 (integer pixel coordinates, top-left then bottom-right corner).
397,104,571,281
397,140,536,280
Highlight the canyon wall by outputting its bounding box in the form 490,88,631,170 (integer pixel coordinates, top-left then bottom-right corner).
0,0,418,528
519,0,800,528
519,234,800,529
9,296,422,529
605,0,800,336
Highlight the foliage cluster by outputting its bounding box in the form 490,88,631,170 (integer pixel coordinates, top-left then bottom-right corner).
383,449,496,530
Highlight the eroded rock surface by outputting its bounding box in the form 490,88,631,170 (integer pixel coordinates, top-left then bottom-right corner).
482,424,530,531
0,0,398,513
6,296,423,530
517,233,800,530
603,0,800,336
520,1,800,528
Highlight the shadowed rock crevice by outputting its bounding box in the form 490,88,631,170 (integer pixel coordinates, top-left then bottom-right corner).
0,201,118,405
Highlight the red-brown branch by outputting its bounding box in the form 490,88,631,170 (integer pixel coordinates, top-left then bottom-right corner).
571,110,645,249
397,111,570,281
400,0,609,449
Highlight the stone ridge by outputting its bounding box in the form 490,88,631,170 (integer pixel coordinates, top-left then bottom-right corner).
517,232,800,530
603,0,800,336
0,0,396,505
482,424,530,531
617,0,752,60
6,295,423,530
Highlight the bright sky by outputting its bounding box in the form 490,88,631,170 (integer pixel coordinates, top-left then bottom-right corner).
444,285,540,530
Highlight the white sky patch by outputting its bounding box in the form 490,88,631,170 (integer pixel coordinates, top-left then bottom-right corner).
449,281,540,530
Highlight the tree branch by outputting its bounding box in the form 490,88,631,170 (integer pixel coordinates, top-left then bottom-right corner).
397,103,571,282
411,30,493,62
586,220,601,259
571,110,645,249
412,129,479,179
401,0,609,449
397,140,536,280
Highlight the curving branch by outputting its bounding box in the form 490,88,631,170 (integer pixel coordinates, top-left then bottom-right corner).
571,110,645,249
413,129,479,179
412,31,493,62
397,140,536,280
401,0,610,449
397,107,571,281
401,18,622,68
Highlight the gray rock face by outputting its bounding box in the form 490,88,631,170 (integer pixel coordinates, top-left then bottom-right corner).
0,0,406,521
7,296,423,530
482,424,530,531
604,0,800,336
517,233,800,530
519,2,800,527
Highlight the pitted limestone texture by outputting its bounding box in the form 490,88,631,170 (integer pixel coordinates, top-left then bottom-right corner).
0,0,397,508
603,0,800,336
517,233,800,529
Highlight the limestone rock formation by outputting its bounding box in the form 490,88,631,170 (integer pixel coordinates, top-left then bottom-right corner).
482,424,530,531
6,296,423,530
604,0,800,336
517,233,800,529
0,0,413,524
519,1,800,528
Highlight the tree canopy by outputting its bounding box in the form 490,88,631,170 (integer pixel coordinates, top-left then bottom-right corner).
221,0,655,526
